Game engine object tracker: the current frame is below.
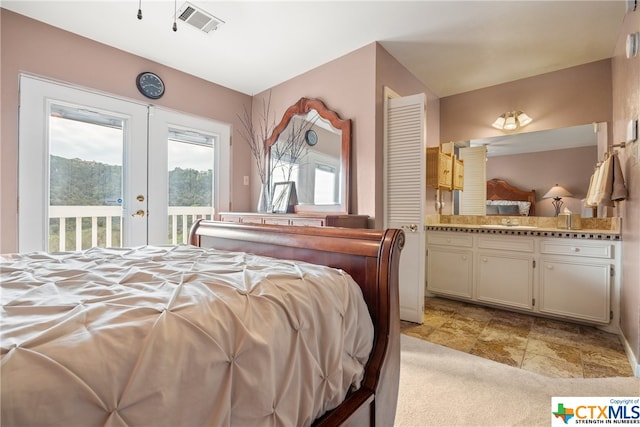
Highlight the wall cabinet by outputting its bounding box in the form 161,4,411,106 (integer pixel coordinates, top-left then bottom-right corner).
426,230,621,331
217,212,369,228
427,146,464,191
453,157,464,191
426,147,453,190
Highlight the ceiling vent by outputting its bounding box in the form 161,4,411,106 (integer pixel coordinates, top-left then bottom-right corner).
177,2,224,33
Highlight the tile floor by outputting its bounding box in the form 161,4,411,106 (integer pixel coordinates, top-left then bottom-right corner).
400,296,635,379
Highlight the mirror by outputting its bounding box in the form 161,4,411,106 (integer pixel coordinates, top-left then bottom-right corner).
457,124,599,217
266,98,350,213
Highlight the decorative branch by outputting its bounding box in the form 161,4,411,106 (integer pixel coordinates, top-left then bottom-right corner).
270,115,317,184
236,92,275,187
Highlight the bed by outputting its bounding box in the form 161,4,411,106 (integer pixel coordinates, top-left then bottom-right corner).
1,221,403,427
486,178,536,216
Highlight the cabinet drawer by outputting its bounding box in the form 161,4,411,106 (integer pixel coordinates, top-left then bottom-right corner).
290,218,324,227
240,217,264,225
427,232,473,248
540,240,613,259
263,218,291,225
477,236,534,253
218,214,241,223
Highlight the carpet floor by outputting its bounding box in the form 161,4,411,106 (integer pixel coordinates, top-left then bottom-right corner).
395,334,640,427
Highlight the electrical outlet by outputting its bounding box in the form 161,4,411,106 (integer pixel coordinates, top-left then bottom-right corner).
243,176,249,186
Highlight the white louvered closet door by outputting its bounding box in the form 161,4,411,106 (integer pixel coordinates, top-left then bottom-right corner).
459,146,487,215
384,91,426,323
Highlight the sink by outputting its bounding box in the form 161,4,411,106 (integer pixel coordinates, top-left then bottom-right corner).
479,224,538,230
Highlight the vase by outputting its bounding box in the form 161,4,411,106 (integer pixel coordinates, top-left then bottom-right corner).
256,183,271,213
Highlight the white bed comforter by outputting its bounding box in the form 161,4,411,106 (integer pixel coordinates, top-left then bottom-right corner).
1,245,374,427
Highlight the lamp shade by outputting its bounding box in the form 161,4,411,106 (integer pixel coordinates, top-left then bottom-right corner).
491,114,506,129
516,111,532,127
503,113,517,130
543,185,572,199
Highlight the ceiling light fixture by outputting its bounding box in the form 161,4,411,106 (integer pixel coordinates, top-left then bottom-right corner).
492,110,533,132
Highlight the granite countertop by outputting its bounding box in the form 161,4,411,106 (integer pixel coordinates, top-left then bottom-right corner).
426,215,621,241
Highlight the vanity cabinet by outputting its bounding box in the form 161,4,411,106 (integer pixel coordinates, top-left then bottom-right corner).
425,230,621,331
476,236,535,311
426,232,473,299
217,212,369,228
538,239,615,324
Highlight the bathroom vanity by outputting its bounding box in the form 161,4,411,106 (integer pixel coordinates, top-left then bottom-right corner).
426,219,621,333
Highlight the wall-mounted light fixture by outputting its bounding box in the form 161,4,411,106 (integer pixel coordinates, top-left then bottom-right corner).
491,111,532,132
543,184,573,216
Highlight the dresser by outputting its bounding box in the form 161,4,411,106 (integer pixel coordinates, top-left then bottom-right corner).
217,212,369,228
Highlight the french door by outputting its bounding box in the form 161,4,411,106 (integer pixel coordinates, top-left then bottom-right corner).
18,75,230,253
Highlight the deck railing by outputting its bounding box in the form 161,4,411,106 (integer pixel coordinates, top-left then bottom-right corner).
48,206,212,252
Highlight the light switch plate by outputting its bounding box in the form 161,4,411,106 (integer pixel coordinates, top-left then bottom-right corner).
626,32,639,59
627,119,638,143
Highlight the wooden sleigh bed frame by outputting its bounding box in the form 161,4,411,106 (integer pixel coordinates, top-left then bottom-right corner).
486,178,537,216
189,220,405,427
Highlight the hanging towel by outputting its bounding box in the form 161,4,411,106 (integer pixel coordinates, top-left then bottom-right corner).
584,169,599,207
610,152,628,201
598,152,627,207
587,157,609,207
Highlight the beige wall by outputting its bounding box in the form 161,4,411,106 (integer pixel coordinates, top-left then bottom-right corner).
440,60,613,143
248,43,377,221
375,44,441,224
0,10,436,243
486,146,598,217
441,23,639,371
612,6,640,374
0,9,252,253
249,42,437,229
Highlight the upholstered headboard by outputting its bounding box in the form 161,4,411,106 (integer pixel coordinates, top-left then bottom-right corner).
486,178,536,216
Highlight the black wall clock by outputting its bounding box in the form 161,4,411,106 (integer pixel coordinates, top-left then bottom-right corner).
305,129,318,146
136,72,165,99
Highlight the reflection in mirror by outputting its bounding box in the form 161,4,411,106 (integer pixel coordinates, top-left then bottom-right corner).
267,98,350,213
457,124,599,217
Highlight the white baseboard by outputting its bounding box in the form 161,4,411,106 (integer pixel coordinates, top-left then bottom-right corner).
620,332,640,378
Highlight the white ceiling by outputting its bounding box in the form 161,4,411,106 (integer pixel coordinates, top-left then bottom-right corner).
1,0,628,97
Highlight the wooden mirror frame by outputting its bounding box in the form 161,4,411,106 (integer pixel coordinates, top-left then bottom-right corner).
266,97,351,214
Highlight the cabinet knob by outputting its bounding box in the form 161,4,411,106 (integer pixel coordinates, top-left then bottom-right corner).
571,247,580,252
461,255,467,261
482,257,488,263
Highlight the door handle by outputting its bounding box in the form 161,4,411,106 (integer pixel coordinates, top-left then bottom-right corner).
401,224,418,232
131,209,146,217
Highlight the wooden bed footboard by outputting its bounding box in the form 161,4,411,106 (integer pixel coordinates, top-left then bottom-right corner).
189,220,404,427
